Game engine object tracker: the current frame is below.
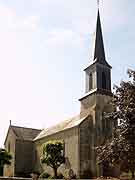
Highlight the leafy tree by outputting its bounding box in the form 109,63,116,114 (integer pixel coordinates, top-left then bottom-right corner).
0,148,12,176
96,69,135,179
41,140,65,178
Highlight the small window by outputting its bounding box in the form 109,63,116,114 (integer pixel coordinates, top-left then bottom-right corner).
89,73,93,90
102,72,106,89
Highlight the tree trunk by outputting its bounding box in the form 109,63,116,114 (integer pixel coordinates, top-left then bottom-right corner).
131,170,134,179
53,168,57,178
0,166,4,176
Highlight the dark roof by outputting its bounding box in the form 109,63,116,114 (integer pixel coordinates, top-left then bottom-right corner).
10,125,41,141
34,115,88,141
92,9,111,68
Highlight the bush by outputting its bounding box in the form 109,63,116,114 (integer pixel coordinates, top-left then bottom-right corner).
48,176,55,179
39,171,64,179
39,172,51,178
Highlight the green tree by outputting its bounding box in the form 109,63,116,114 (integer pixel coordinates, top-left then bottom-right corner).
41,140,65,178
0,148,12,176
96,69,135,179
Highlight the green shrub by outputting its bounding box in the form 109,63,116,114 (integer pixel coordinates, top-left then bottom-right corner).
48,176,55,179
40,172,51,178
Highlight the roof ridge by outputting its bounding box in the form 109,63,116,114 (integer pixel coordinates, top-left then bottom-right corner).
11,125,41,131
34,114,88,141
43,114,80,130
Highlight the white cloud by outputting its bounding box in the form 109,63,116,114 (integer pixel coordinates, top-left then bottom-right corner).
0,4,40,32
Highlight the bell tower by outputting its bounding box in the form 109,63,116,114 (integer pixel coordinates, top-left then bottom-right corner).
78,5,115,177
79,9,112,118
79,8,113,177
84,10,111,95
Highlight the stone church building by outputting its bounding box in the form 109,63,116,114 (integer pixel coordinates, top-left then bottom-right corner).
4,9,114,178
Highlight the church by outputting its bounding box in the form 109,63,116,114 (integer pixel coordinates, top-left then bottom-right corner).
4,8,114,178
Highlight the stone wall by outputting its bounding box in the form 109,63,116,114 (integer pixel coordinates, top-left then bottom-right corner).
4,136,36,177
15,140,35,177
95,94,113,146
34,127,79,177
4,128,16,177
80,93,96,119
80,92,113,177
79,116,94,178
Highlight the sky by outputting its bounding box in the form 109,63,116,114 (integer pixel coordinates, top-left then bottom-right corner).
0,0,135,147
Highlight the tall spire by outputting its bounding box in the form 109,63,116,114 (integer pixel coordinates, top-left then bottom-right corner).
93,9,105,61
80,3,112,100
93,9,111,67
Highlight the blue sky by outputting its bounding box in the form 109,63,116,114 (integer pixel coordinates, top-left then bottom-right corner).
0,0,135,147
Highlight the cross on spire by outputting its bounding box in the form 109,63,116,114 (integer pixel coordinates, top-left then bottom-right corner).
97,0,100,8
97,0,102,9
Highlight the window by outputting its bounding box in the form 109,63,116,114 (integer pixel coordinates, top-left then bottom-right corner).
102,72,106,89
89,73,93,90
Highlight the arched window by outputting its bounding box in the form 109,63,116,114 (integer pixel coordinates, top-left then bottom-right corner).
89,73,93,90
102,72,106,89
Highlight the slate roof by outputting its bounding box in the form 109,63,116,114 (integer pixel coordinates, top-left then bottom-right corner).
34,115,88,141
90,10,111,69
11,125,41,141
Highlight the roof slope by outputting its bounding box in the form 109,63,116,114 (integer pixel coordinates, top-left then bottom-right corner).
11,125,41,141
34,115,88,141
